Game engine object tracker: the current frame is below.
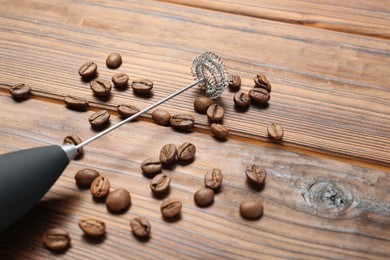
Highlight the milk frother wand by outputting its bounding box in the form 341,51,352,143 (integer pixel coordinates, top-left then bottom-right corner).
0,51,229,233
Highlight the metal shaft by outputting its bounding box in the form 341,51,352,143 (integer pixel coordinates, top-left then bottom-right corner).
75,78,204,150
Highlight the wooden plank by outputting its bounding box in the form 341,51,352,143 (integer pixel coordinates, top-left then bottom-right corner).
0,93,389,259
0,0,389,166
160,0,390,39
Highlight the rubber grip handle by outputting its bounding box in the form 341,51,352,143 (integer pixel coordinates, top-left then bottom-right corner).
0,145,70,233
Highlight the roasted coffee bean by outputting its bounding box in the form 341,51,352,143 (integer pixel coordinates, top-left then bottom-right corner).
150,173,171,194
131,79,153,95
204,168,223,190
194,188,214,207
106,53,122,69
228,74,241,91
233,92,250,108
117,104,139,119
206,104,224,123
210,123,229,139
141,158,162,177
193,96,214,114
9,83,31,99
267,123,284,140
170,114,195,131
152,109,171,126
240,200,264,219
130,218,151,238
254,73,271,92
89,110,110,127
159,144,177,165
90,79,112,97
43,228,71,251
75,168,100,187
177,142,196,161
248,88,270,104
64,95,89,110
112,73,129,88
79,62,97,78
90,176,110,199
105,188,131,212
78,218,106,237
160,198,182,218
245,165,267,186
63,135,83,155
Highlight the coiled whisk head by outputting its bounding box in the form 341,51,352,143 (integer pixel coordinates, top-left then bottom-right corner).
191,52,229,99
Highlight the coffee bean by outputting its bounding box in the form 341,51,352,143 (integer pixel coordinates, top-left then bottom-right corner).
204,168,223,190
150,173,171,194
90,176,110,199
240,200,264,219
193,96,214,114
210,123,229,139
117,104,139,119
233,92,250,108
106,53,122,69
90,79,112,97
9,83,31,99
254,73,271,92
267,123,284,140
160,198,182,218
75,168,100,187
170,114,195,131
78,218,106,237
206,104,224,123
141,158,162,177
64,95,89,110
152,109,171,126
112,73,129,88
89,110,110,127
43,228,71,251
248,88,270,104
177,142,196,161
63,135,83,156
105,188,131,212
194,188,214,207
245,165,266,186
228,74,241,91
130,217,151,238
131,79,153,95
159,144,177,165
79,62,97,78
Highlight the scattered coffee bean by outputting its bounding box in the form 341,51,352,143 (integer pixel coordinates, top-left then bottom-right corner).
130,217,151,238
64,95,89,110
112,73,129,88
150,173,171,194
43,228,71,251
78,218,106,237
240,200,264,219
210,123,229,139
233,92,250,108
63,135,83,156
131,79,153,95
254,73,271,92
228,74,241,91
267,123,284,140
106,53,122,69
79,62,97,78
75,168,100,187
90,79,112,97
159,144,177,165
204,168,223,190
248,88,270,104
90,176,110,199
105,188,131,212
9,83,31,99
245,165,266,186
117,104,139,119
160,198,182,218
141,158,162,177
170,114,195,131
193,96,214,114
206,104,224,123
89,110,110,127
194,188,214,207
152,109,171,126
177,142,196,161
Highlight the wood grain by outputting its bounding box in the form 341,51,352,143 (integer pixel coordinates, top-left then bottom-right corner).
0,94,389,259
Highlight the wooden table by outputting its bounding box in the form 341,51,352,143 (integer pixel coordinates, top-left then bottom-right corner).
0,0,389,259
